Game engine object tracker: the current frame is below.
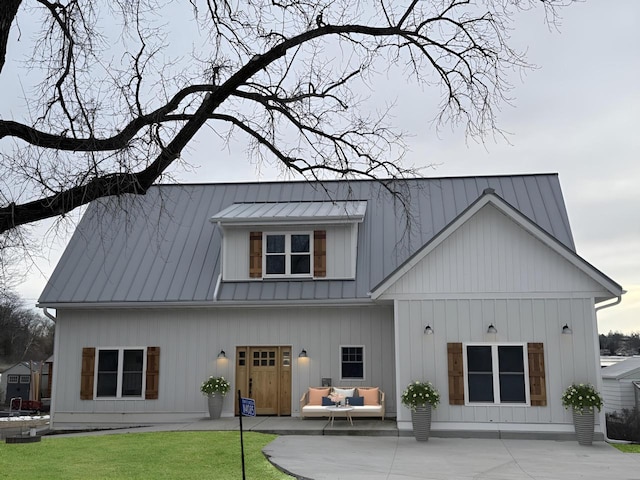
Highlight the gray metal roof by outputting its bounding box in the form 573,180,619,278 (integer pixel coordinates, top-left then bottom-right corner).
38,174,577,306
602,357,640,380
211,200,367,225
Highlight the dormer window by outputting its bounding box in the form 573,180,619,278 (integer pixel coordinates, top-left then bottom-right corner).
265,233,311,276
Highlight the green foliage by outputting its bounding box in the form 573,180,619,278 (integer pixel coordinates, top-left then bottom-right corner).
400,381,440,410
607,408,640,443
0,431,293,479
200,376,231,396
561,383,603,412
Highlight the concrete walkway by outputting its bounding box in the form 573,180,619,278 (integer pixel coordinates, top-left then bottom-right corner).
264,436,640,480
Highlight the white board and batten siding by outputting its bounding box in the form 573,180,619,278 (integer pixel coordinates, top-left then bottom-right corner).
222,224,357,281
51,304,394,428
379,205,606,432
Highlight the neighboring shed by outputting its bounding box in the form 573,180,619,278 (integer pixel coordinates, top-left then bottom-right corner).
601,357,640,414
0,362,31,404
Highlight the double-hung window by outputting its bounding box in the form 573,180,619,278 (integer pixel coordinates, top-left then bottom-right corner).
340,345,364,380
264,233,311,276
465,343,528,405
96,348,145,398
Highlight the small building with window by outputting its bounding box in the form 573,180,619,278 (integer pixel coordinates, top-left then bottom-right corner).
38,174,623,437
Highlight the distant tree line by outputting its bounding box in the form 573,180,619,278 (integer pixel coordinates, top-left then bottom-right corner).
0,290,53,368
599,331,640,356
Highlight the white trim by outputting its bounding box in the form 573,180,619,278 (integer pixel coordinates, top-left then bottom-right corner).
463,342,530,406
370,194,623,300
339,344,365,381
94,347,147,400
37,299,377,309
7,375,18,383
375,291,611,301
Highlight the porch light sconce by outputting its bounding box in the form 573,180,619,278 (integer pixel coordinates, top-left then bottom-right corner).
487,324,498,334
217,350,226,359
298,349,308,358
562,324,573,335
424,325,434,335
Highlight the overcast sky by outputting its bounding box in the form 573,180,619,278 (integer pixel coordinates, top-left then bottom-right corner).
8,1,640,334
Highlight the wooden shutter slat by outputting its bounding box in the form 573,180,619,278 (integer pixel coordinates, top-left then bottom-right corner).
528,342,547,406
313,230,327,278
249,232,263,278
145,346,160,400
447,342,464,405
80,347,95,400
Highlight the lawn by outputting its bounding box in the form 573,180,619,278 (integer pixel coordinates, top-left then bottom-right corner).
0,431,294,479
612,443,640,453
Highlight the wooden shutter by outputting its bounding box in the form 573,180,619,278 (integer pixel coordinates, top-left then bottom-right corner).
80,347,95,400
249,232,262,278
145,346,160,400
313,230,327,277
447,342,465,405
527,342,547,406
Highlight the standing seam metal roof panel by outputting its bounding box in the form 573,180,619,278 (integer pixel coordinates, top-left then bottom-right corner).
38,174,578,305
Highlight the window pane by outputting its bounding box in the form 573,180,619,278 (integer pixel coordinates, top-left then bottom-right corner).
122,350,143,397
291,234,310,253
97,350,119,397
498,346,524,373
341,347,364,379
291,254,310,274
266,255,285,274
468,373,494,402
266,235,285,253
499,374,526,403
467,346,492,372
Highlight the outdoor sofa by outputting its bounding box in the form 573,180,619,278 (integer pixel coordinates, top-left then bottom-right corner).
299,386,385,420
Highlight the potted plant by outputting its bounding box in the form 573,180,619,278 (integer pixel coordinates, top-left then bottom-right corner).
561,383,603,445
201,376,231,419
401,381,440,441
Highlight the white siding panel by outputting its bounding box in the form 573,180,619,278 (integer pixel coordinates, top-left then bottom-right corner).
52,305,394,427
383,205,609,298
395,297,600,429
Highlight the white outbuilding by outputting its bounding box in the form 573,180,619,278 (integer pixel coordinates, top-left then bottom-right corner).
601,357,640,414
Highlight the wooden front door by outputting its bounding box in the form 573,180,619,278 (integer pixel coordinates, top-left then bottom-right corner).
235,346,291,416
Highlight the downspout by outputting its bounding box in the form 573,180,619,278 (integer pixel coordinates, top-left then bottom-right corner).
595,293,629,443
41,307,59,430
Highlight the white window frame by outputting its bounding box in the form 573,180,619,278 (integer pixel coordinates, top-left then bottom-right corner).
94,347,147,400
7,375,18,383
19,375,30,384
463,342,530,406
263,231,313,278
339,345,365,381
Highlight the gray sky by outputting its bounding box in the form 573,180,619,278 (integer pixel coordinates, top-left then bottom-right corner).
9,1,640,334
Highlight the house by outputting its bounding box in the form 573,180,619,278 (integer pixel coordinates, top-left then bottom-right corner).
0,360,53,406
601,357,640,414
37,174,623,437
1,362,31,404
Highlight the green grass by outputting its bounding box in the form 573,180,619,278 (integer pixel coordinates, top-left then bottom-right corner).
0,431,294,479
612,443,640,453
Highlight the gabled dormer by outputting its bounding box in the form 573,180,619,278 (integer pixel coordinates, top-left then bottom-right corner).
210,201,366,281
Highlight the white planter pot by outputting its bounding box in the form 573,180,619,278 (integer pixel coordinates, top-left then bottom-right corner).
572,407,595,446
207,394,224,419
411,404,432,441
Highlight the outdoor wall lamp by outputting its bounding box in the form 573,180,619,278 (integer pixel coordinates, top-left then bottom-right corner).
562,324,573,335
487,324,498,334
217,350,226,359
298,349,308,358
424,325,434,335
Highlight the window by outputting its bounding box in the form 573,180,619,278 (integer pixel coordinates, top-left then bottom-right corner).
264,233,311,276
7,375,18,383
19,375,30,384
340,346,364,380
96,348,145,398
464,343,528,405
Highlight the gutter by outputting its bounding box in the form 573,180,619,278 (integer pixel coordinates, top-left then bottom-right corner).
595,293,624,313
42,307,56,323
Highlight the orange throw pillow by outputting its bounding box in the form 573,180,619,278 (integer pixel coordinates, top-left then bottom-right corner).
308,387,331,406
358,387,379,406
